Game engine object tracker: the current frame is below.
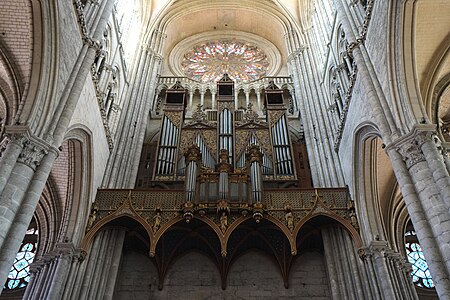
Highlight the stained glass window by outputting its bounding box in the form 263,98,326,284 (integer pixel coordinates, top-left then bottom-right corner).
404,223,434,289
181,40,270,83
4,220,38,291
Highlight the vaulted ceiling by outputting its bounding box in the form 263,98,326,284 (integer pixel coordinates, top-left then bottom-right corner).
140,0,305,77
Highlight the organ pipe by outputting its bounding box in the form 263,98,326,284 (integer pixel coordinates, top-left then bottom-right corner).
184,146,201,202
247,145,263,203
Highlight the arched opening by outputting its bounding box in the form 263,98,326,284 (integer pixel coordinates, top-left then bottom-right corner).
153,218,222,289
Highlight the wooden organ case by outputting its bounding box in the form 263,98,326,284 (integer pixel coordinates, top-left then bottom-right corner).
150,76,302,202
86,77,360,288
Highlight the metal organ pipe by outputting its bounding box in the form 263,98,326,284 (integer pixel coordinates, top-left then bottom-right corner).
247,146,263,203
271,114,293,177
156,117,181,176
184,146,201,202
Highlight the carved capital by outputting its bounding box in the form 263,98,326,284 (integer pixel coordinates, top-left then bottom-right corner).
368,240,389,255
387,124,438,169
17,140,48,170
4,126,56,169
396,142,425,169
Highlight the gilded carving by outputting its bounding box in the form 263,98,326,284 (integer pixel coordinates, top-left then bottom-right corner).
246,145,263,164
200,130,218,160
191,104,207,123
184,145,202,163
86,203,98,232
244,103,258,122
178,130,197,160
164,111,183,128
220,212,228,232
81,187,361,262
152,211,162,232
267,110,285,128
234,130,251,160
284,202,294,231
254,130,272,156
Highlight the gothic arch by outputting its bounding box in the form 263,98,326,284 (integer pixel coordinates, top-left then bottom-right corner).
353,123,391,245
388,0,450,130
19,0,59,135
292,213,362,251
224,218,291,288
60,126,95,246
0,47,21,127
81,207,153,253
150,217,223,289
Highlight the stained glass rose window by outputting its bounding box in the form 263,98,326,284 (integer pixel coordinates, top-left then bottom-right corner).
182,40,269,82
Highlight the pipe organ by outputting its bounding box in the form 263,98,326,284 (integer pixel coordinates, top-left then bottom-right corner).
153,76,298,203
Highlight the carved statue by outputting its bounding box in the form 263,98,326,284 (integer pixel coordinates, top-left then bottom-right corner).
220,212,228,232
284,202,294,231
152,212,162,232
86,204,98,232
285,211,294,231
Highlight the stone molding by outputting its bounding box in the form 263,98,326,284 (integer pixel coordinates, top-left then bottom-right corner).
73,0,101,50
29,242,82,274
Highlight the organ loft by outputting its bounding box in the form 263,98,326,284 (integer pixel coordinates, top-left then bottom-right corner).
82,75,360,290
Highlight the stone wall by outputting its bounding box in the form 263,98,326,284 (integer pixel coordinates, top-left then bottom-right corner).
114,251,330,300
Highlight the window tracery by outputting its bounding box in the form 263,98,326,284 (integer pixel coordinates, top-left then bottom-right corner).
181,40,269,83
4,219,38,291
404,222,434,289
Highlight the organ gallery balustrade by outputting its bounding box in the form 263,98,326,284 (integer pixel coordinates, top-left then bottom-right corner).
82,187,360,257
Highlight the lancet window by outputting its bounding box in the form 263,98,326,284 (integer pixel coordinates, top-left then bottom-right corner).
404,221,434,289
4,219,38,291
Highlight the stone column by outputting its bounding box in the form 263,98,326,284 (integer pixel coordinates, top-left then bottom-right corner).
0,0,116,292
321,226,415,300
256,88,262,112
200,88,205,107
386,125,450,299
64,229,125,300
188,90,194,111
334,0,397,141
24,243,79,300
244,88,250,109
211,88,216,110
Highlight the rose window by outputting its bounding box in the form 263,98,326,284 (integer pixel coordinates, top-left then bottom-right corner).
181,40,269,82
